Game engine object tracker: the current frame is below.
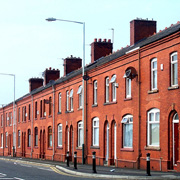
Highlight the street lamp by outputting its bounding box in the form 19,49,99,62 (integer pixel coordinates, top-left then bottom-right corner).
0,73,16,156
46,17,85,164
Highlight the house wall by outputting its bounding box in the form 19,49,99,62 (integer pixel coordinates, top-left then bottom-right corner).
0,20,180,172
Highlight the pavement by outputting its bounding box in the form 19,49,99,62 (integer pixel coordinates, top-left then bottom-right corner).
1,156,180,179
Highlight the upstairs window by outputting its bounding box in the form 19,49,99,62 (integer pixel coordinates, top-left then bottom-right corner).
5,132,8,147
110,75,117,102
1,115,3,127
70,89,73,111
1,133,3,148
28,104,31,120
151,58,157,90
171,52,178,87
77,85,82,109
18,108,20,123
93,80,97,105
9,112,12,126
49,97,52,116
66,90,69,111
126,78,131,98
43,99,46,117
35,101,38,119
58,92,61,113
40,100,43,118
147,108,160,147
105,77,109,103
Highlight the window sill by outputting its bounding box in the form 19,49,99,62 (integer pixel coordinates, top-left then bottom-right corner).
48,147,53,150
103,101,117,106
148,89,159,94
40,117,46,120
76,147,82,150
78,107,82,111
90,146,100,149
58,112,62,115
92,104,98,107
48,115,52,118
124,97,132,101
57,146,63,149
27,147,31,149
168,85,179,90
120,148,134,152
34,146,38,149
66,110,74,114
144,146,160,151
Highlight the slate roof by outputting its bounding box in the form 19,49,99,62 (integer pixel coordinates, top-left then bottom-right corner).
2,21,180,107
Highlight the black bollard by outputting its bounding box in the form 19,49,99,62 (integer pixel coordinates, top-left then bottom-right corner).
66,151,69,167
92,151,97,173
74,151,77,169
146,153,151,176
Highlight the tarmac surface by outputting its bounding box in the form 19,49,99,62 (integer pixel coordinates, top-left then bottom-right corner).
1,156,180,179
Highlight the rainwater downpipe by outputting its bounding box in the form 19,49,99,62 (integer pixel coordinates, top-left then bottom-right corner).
52,84,55,160
138,49,141,169
31,95,34,158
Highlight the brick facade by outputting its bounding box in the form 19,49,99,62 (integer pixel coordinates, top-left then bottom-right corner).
0,18,180,172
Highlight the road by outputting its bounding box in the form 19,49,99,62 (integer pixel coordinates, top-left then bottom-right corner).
0,159,103,180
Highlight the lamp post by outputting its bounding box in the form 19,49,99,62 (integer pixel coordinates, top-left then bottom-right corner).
0,73,16,156
46,17,85,164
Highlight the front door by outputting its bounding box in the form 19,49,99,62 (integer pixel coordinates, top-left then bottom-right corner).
173,113,179,166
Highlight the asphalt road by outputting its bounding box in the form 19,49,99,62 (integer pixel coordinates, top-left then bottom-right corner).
0,159,103,180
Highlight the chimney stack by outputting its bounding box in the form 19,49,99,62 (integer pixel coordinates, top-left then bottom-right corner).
29,78,43,92
130,19,156,45
91,38,112,63
44,67,60,85
64,55,82,76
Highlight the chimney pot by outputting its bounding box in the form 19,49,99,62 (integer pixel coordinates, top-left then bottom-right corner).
103,39,106,42
94,38,97,42
98,38,101,42
108,39,111,43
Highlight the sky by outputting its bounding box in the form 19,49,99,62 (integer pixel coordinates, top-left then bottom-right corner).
0,0,180,106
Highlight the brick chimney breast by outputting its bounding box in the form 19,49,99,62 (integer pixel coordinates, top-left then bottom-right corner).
130,19,156,46
29,78,43,92
91,38,113,63
64,55,82,76
44,67,60,85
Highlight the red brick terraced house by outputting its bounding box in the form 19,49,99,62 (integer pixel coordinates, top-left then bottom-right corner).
0,18,180,172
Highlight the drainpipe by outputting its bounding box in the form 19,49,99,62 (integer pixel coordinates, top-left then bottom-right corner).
2,106,4,156
31,95,34,158
52,84,55,160
138,49,141,169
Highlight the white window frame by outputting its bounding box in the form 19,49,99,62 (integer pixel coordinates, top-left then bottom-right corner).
121,115,133,148
58,124,62,147
151,58,157,90
93,80,97,105
58,92,61,113
171,52,178,87
92,117,99,146
105,77,109,103
147,108,160,147
1,133,3,148
66,90,69,111
28,129,31,147
78,121,83,147
126,78,131,98
18,130,20,147
77,85,82,109
5,132,8,147
110,75,116,102
69,89,73,111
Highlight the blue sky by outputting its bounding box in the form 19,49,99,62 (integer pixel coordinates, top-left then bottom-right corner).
0,0,180,106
